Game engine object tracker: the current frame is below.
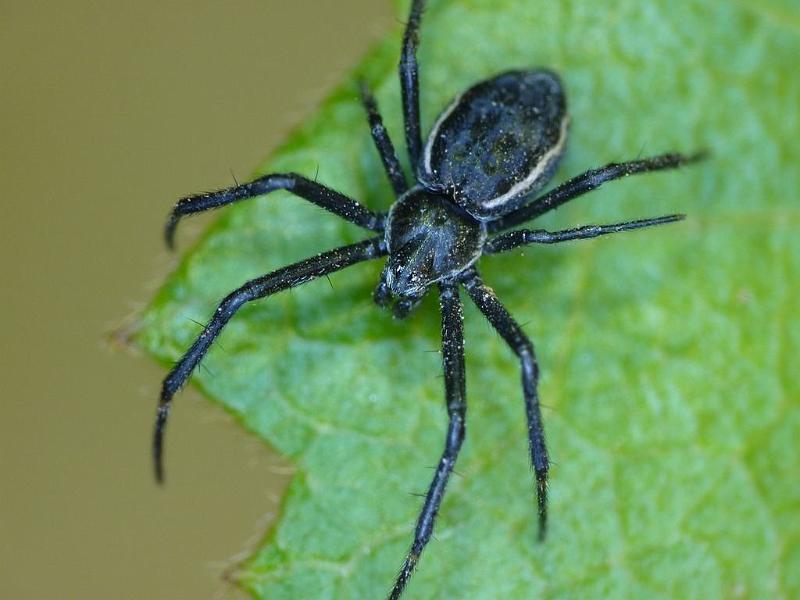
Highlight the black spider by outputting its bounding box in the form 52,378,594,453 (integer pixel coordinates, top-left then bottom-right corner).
153,1,701,597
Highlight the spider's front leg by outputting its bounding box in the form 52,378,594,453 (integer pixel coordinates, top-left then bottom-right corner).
165,173,384,248
153,237,385,482
390,281,466,600
461,268,550,540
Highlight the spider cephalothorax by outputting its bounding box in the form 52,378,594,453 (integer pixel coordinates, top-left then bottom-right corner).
376,188,486,317
152,1,700,597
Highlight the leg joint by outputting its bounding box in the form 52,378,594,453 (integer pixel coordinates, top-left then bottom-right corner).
517,339,534,358
518,346,539,382
447,401,466,418
220,288,252,315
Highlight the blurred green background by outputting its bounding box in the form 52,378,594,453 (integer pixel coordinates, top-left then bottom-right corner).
0,1,391,598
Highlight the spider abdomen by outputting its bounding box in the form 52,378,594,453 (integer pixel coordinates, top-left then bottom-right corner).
420,69,568,221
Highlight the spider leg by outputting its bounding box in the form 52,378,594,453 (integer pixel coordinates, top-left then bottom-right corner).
488,151,705,232
358,82,408,197
399,0,426,171
390,281,466,600
461,268,550,540
484,214,685,254
165,173,385,249
153,237,386,483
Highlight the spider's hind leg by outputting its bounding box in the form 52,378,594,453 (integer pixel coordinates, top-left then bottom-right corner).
390,282,466,599
489,151,704,232
461,268,550,540
484,214,685,254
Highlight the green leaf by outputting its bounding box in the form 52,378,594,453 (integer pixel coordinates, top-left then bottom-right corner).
136,0,800,597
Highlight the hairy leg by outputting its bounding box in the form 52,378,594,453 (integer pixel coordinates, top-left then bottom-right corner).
359,82,408,197
165,173,384,248
390,281,466,599
484,214,684,254
489,152,703,232
399,0,426,171
462,268,549,539
153,237,386,481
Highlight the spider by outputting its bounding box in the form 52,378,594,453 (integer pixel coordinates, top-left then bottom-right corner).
153,1,701,597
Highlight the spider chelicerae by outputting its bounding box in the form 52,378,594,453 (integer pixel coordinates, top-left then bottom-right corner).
153,0,701,597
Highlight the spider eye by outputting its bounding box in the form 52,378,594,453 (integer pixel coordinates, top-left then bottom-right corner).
392,296,421,319
373,280,391,307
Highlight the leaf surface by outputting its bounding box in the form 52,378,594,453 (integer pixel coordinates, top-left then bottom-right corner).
137,0,800,597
